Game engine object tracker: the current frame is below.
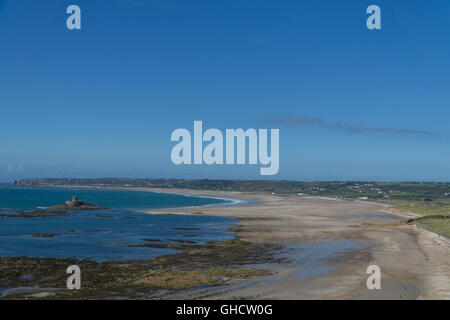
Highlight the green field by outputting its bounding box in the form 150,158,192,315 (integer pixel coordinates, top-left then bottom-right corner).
376,198,450,217
416,216,450,236
376,199,450,237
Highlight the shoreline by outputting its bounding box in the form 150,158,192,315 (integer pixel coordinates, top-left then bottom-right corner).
0,186,276,299
2,185,449,299
135,188,450,300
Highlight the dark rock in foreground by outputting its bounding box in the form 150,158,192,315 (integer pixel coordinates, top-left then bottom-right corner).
0,239,278,299
32,233,59,238
0,210,70,218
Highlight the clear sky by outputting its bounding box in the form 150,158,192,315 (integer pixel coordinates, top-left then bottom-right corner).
1,0,449,182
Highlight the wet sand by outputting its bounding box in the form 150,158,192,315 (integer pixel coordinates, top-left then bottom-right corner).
142,189,450,300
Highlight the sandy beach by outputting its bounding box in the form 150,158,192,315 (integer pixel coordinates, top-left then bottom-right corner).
140,188,450,300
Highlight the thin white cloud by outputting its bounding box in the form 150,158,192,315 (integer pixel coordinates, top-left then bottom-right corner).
6,165,24,172
268,117,436,136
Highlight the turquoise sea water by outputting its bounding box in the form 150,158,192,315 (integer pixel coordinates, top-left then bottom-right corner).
0,185,237,261
0,185,230,210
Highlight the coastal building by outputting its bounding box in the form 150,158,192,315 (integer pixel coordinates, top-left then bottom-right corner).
65,196,84,206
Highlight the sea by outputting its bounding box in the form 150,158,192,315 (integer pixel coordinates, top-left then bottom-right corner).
0,184,237,262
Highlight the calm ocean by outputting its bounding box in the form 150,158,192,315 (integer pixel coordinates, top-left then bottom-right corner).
0,185,237,261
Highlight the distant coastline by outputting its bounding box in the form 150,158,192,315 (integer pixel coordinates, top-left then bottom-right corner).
14,178,450,197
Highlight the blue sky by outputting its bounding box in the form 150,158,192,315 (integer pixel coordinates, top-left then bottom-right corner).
0,0,449,181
